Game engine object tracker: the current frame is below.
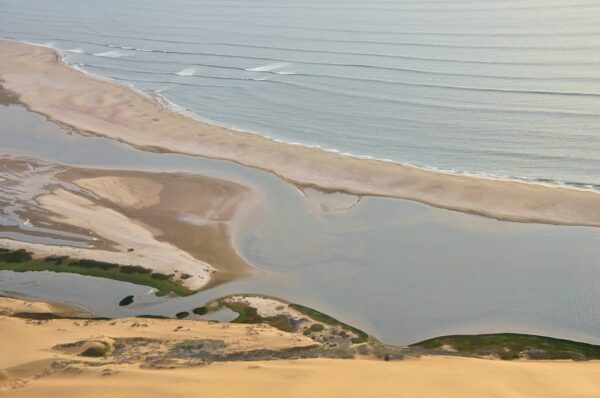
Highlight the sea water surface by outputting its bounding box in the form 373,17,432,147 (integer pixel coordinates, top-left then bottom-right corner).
1,104,599,345
2,0,600,187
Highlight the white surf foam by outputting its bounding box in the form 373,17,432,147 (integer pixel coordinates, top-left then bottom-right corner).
175,68,196,76
245,62,290,72
35,41,599,193
66,48,84,54
274,70,296,75
93,50,127,58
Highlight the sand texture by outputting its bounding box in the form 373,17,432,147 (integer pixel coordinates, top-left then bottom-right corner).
1,298,599,398
1,38,600,227
0,157,258,289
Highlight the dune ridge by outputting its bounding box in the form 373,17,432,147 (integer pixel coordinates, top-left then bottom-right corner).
1,297,599,398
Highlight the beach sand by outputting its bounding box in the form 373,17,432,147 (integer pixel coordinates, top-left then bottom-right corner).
0,156,259,289
1,297,599,398
2,38,600,227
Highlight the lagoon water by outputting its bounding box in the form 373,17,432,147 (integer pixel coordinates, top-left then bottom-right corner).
1,104,599,345
2,0,600,187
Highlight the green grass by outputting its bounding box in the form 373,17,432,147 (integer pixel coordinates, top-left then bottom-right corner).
222,300,294,332
0,249,193,296
289,303,369,343
0,248,32,263
411,333,600,360
224,301,261,323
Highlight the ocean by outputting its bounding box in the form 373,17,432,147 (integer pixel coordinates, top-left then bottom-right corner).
1,0,600,187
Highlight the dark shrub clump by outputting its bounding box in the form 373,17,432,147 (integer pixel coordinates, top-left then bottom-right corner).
193,307,208,315
0,248,33,263
176,311,190,319
119,295,135,306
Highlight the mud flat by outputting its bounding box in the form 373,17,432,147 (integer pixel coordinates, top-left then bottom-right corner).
1,38,600,227
0,156,259,291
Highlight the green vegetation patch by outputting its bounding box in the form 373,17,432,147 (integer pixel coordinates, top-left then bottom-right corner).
0,248,32,263
411,333,600,360
0,248,192,296
289,303,369,344
176,311,190,319
192,306,208,315
222,300,294,332
119,295,134,306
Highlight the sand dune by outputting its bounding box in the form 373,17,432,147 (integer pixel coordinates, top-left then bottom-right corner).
1,38,600,227
1,296,599,398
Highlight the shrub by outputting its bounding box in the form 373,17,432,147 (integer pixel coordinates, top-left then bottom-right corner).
119,295,134,306
192,307,208,315
75,259,118,270
0,248,33,263
310,323,325,332
120,265,151,274
151,273,170,280
176,311,190,319
44,255,70,265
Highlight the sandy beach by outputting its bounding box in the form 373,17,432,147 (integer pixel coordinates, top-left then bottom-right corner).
0,156,258,290
1,297,599,398
1,38,600,227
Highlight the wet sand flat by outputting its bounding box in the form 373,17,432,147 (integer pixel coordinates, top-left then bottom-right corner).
0,156,258,289
1,38,600,227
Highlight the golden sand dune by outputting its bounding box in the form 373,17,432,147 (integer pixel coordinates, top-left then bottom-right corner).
1,38,600,227
1,298,599,398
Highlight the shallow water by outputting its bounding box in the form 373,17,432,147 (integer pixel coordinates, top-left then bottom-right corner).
1,0,600,187
1,105,599,345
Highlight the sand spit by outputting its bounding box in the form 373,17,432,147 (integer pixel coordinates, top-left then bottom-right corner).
0,297,599,398
2,38,600,226
0,157,258,289
0,296,90,319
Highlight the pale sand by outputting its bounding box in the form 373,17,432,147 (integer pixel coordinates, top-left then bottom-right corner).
1,296,599,397
6,358,598,398
2,38,600,226
0,296,89,318
75,176,163,209
0,157,258,289
0,315,314,370
37,188,215,289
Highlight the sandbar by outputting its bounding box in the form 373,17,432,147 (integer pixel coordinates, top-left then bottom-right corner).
1,38,600,226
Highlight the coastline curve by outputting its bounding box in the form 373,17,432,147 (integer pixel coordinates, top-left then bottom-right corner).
2,38,600,227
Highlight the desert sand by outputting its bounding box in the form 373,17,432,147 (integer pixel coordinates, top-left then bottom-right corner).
1,297,599,398
0,156,259,289
1,38,600,227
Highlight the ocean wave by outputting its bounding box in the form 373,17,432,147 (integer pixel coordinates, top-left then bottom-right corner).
175,67,196,76
25,34,600,68
93,50,127,58
65,48,84,54
245,62,291,72
29,39,600,193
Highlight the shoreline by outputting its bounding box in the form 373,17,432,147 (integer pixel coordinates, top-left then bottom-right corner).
0,156,259,291
1,38,600,227
2,295,600,397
